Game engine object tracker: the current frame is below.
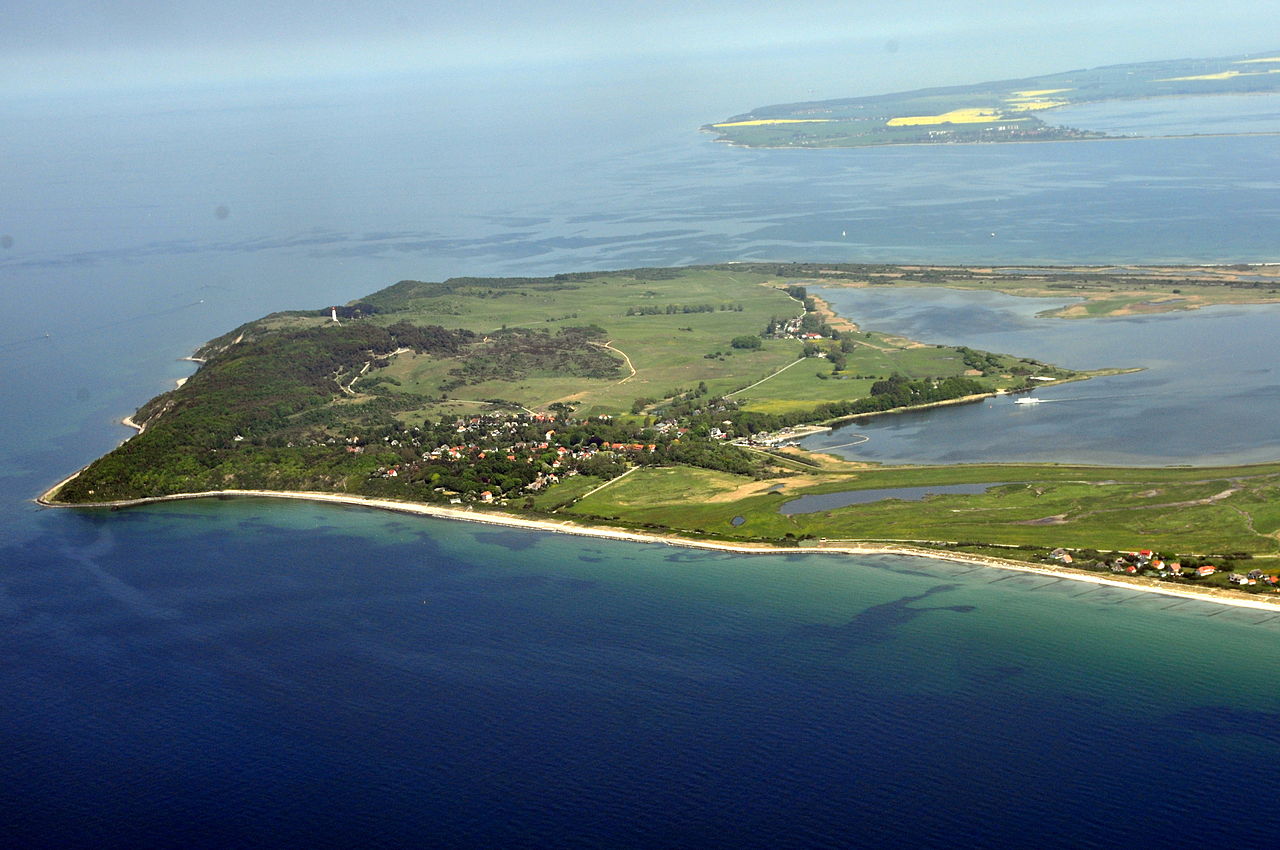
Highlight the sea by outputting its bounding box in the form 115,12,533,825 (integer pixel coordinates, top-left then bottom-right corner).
3,62,1280,847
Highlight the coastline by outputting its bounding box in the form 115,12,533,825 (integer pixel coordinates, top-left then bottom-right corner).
708,129,1280,151
34,483,1280,614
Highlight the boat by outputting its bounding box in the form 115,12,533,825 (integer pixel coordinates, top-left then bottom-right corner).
1014,397,1042,405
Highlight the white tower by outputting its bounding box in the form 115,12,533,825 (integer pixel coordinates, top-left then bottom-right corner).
330,306,339,322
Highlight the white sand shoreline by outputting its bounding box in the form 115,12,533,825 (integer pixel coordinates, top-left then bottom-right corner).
34,483,1280,614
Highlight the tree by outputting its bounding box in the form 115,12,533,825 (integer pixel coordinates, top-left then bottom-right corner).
730,335,762,350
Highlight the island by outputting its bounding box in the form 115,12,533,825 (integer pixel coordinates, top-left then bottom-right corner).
39,262,1280,608
703,50,1280,148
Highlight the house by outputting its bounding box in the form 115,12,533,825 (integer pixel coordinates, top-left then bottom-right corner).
479,490,494,503
1195,565,1217,577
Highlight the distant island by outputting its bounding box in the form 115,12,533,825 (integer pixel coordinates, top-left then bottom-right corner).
39,263,1280,608
704,50,1280,148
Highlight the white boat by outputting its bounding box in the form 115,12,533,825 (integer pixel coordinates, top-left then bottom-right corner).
1014,397,1042,405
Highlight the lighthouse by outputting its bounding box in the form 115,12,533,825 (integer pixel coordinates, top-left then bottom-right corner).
330,306,339,323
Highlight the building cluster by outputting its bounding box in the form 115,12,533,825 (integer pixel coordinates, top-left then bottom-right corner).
766,313,808,339
1049,548,1279,589
355,411,662,502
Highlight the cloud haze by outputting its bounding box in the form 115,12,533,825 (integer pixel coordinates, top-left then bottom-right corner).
2,1,1276,96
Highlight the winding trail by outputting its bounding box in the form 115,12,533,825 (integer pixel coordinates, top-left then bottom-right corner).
341,361,372,395
591,340,637,384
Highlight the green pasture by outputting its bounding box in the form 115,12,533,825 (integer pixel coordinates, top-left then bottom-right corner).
559,462,1280,557
354,268,813,415
344,267,1066,419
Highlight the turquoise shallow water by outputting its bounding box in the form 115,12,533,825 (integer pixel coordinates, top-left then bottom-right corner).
3,63,1280,846
8,499,1280,847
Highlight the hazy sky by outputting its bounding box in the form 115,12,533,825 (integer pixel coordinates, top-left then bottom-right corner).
2,1,1277,97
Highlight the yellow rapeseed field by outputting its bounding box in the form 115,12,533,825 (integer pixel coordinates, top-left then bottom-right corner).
712,118,834,127
886,108,1009,126
1235,57,1280,64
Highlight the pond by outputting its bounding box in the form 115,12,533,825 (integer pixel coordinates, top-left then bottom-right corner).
780,482,1012,515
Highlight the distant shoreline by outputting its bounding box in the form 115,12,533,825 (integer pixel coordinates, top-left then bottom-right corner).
709,129,1280,151
35,483,1280,614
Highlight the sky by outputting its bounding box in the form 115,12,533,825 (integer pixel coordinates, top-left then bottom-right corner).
1,1,1277,97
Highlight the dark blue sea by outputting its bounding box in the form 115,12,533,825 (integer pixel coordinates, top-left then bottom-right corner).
3,64,1280,847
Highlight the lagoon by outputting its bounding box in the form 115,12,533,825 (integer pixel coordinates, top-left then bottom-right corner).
805,286,1280,466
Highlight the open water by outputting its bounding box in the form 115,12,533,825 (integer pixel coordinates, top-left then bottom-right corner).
3,64,1280,847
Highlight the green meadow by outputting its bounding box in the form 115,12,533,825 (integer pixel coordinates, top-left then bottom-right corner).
242,266,1065,422
555,461,1280,573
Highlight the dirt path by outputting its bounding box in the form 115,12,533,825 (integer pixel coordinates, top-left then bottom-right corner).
344,360,372,394
451,399,537,415
727,356,806,397
574,466,640,502
591,340,637,384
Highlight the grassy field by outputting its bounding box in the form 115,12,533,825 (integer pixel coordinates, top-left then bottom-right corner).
557,461,1280,569
730,336,1052,415
198,263,1280,427
244,266,1073,422
353,268,806,418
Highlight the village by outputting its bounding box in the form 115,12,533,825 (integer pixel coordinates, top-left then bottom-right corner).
1048,547,1280,591
341,410,720,505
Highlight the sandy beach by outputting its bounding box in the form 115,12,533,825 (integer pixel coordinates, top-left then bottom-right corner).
35,482,1280,614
